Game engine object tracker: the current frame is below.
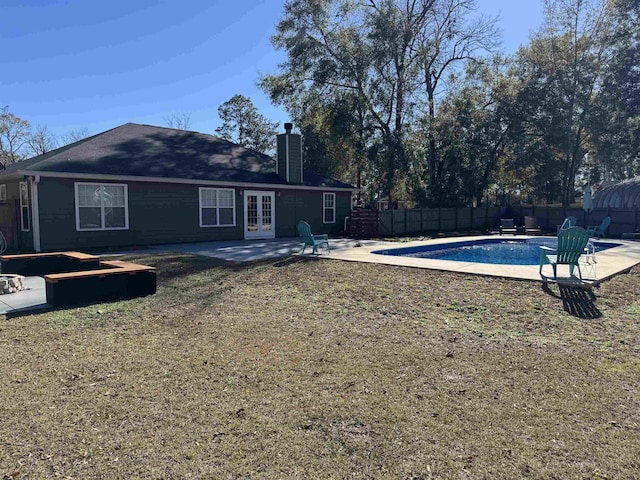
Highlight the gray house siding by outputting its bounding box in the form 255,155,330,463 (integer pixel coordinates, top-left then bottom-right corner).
35,178,352,251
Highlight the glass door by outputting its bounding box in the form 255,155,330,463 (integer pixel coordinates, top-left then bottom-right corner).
244,191,275,239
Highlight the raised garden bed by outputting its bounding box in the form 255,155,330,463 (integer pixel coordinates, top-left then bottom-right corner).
0,252,156,308
0,251,101,275
44,260,156,308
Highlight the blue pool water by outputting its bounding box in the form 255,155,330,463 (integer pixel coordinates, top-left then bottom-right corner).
372,238,621,266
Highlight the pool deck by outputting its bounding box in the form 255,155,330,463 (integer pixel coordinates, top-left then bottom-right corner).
324,235,640,286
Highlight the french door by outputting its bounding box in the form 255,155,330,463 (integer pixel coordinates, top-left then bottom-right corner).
244,191,275,239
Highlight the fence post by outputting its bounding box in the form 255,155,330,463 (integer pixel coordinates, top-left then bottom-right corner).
420,208,424,234
391,209,395,237
485,203,489,231
404,208,408,235
546,205,549,229
438,207,441,231
470,207,473,232
455,207,458,232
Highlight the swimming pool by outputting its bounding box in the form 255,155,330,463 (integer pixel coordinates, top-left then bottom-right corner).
372,238,621,266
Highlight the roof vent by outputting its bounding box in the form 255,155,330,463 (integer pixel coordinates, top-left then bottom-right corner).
284,122,293,134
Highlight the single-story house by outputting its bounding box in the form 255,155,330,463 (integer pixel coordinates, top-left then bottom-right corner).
0,122,356,252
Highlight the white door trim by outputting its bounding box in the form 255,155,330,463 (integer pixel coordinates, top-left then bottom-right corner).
243,190,276,240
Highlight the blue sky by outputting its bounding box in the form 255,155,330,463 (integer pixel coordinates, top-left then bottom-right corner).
2,0,544,140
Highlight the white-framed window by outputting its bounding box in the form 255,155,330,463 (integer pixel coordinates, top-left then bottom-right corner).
75,182,129,231
199,188,236,227
323,192,336,224
19,181,30,231
0,184,6,201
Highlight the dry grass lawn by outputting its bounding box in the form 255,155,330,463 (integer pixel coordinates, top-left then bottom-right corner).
1,253,639,479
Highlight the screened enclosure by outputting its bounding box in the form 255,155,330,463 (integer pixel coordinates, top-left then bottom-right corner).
593,177,640,209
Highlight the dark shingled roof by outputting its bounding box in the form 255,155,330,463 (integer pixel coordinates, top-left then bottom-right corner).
5,123,355,189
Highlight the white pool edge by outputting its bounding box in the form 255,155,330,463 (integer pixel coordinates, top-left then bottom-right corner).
322,235,640,286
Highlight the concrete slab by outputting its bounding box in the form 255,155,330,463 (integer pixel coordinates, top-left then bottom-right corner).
147,237,390,262
0,276,49,315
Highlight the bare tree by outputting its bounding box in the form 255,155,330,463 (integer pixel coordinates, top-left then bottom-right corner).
262,0,498,207
418,0,500,205
27,124,59,157
61,127,91,145
262,0,437,207
163,112,192,130
0,106,31,166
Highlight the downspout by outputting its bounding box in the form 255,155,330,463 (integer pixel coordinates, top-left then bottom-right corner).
30,175,41,252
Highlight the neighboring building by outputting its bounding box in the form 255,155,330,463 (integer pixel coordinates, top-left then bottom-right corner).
0,123,356,252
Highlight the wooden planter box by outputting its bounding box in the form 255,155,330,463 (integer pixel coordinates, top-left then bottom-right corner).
0,252,156,308
0,251,100,275
44,260,156,308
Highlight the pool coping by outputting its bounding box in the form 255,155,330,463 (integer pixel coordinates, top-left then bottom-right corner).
323,235,640,286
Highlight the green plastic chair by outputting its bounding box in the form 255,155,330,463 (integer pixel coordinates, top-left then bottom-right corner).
539,226,590,279
586,216,610,238
297,221,330,254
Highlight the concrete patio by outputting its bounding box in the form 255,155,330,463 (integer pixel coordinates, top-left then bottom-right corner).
148,237,389,262
0,276,48,315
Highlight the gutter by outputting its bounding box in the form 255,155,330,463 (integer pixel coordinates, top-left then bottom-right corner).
8,170,360,193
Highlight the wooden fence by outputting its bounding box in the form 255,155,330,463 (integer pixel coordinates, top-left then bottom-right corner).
378,206,503,236
374,205,640,238
346,209,379,238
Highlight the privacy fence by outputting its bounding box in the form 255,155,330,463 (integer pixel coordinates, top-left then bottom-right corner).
352,205,640,238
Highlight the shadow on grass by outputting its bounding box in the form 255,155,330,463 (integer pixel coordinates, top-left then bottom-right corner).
123,252,315,279
120,253,246,282
3,253,312,319
3,291,157,320
542,284,602,319
272,256,320,268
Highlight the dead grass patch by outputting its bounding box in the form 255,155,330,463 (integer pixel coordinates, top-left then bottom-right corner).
1,253,639,478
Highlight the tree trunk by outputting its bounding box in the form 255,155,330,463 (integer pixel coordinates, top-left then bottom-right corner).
426,80,438,205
